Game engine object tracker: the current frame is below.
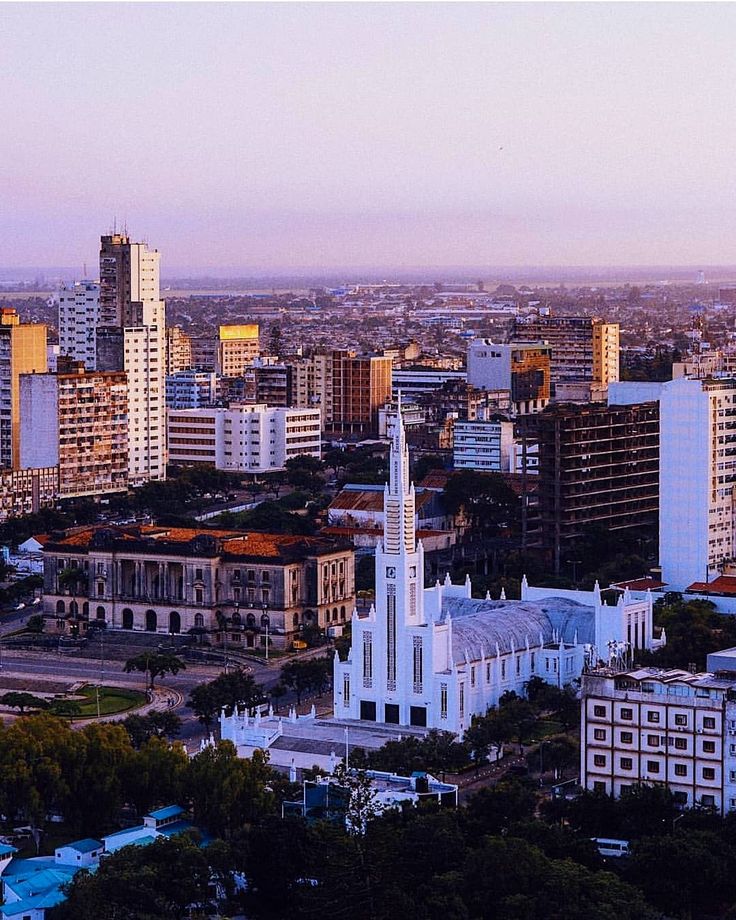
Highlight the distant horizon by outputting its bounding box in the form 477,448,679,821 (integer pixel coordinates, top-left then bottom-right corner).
4,263,736,289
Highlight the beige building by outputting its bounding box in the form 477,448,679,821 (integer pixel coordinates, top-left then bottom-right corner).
19,359,128,498
216,324,260,377
43,524,355,646
581,666,736,814
166,325,193,375
0,308,48,469
0,467,58,520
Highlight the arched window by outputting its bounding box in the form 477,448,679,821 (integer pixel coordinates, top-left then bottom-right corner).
304,609,314,623
96,606,106,620
340,605,346,621
122,608,134,630
169,611,181,634
246,613,256,628
145,609,157,632
69,600,79,617
293,612,299,628
232,611,241,626
56,600,65,615
194,612,205,628
261,613,270,628
82,602,89,618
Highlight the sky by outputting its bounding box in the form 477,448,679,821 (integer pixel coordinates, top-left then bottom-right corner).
2,2,736,273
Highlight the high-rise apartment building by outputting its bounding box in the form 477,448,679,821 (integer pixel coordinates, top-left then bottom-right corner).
0,308,48,469
216,325,259,376
530,401,660,574
166,370,218,409
96,234,166,484
290,350,392,435
466,340,551,414
56,281,100,369
166,325,193,375
513,315,619,395
19,359,128,498
167,404,321,472
611,377,736,591
329,351,393,436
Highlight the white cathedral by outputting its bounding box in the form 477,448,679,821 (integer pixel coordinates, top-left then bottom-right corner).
333,407,661,737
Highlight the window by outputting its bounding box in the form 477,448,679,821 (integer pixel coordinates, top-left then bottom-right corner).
413,636,423,694
673,791,688,805
593,755,606,767
620,707,633,720
621,731,634,744
593,781,606,793
702,794,716,807
704,717,717,729
440,683,448,720
501,660,506,680
703,741,716,753
674,764,687,777
703,767,716,781
647,711,660,723
674,713,688,726
593,705,606,717
675,737,687,750
647,735,659,746
594,728,606,741
646,761,660,774
470,666,476,688
195,568,203,581
620,757,633,771
362,632,373,688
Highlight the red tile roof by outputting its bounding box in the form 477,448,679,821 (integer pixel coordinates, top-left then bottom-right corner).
687,576,736,596
611,577,667,592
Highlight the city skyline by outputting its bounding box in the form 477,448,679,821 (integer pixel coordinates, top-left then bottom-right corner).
3,2,736,271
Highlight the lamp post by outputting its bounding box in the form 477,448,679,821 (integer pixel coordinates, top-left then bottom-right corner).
261,605,270,663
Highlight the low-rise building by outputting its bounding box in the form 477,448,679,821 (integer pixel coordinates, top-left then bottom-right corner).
0,467,58,521
581,665,736,813
42,523,355,646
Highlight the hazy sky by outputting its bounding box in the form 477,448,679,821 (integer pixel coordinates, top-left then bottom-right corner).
2,2,736,272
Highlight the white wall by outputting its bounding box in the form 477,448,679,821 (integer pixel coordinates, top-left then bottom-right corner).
19,374,58,468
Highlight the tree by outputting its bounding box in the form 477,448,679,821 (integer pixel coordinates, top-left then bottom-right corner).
332,764,382,835
50,834,215,920
0,691,50,713
442,470,521,535
187,668,266,727
280,656,332,705
48,699,82,718
123,652,186,690
284,455,326,494
122,711,182,748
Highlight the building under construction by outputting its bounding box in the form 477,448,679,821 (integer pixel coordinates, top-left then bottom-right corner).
531,401,659,574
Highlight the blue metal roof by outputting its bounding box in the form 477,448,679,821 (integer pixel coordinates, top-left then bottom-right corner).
62,838,102,854
148,804,185,821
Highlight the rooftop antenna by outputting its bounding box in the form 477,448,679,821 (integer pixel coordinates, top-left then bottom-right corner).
83,262,87,279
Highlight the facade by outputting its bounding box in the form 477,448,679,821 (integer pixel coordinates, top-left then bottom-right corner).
391,367,467,401
333,408,657,735
165,370,218,409
531,401,660,574
0,309,48,469
42,524,355,645
56,280,100,369
513,315,620,393
216,324,260,376
329,350,393,435
167,404,321,472
453,418,515,472
611,377,736,591
166,325,193,375
19,361,128,498
581,666,736,814
0,467,58,521
254,362,293,407
466,340,551,414
96,234,167,484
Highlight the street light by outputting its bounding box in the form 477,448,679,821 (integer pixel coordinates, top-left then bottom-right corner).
261,606,270,663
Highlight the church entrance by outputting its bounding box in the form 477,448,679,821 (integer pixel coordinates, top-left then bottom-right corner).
360,700,376,721
410,706,427,727
384,704,400,724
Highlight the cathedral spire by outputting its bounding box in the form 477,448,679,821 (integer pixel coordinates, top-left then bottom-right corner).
383,403,416,554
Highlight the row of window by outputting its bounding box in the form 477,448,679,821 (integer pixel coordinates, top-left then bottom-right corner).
592,704,718,729
592,753,717,781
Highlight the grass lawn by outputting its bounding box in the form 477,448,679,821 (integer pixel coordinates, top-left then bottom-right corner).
72,685,147,718
527,719,565,741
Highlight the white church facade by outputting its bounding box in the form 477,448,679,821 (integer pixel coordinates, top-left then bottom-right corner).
333,407,662,737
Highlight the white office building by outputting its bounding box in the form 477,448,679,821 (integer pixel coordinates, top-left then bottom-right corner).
167,404,321,473
333,407,657,735
166,370,218,409
610,376,736,591
581,665,736,814
453,418,514,472
56,280,100,369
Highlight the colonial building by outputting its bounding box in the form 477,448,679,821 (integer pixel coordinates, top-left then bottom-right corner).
333,407,658,735
42,524,355,647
